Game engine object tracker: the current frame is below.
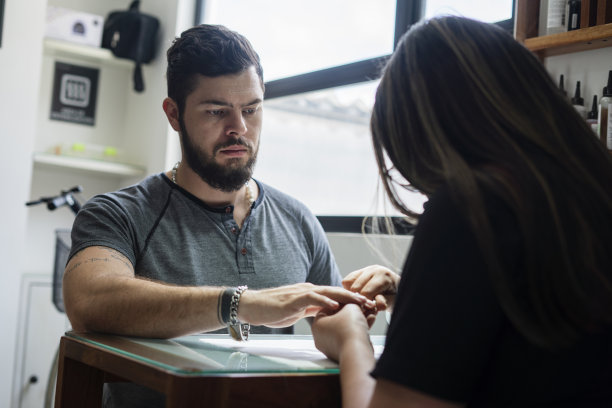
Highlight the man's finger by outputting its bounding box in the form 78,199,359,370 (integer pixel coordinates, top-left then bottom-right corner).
348,270,375,293
315,287,376,308
374,294,388,311
366,313,377,329
360,276,395,299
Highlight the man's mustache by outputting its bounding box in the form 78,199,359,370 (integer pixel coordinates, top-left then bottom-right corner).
214,138,252,154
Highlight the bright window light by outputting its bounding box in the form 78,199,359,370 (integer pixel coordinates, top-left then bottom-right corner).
255,81,426,216
202,0,396,81
423,0,514,23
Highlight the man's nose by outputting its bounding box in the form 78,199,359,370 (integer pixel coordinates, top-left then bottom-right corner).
225,110,247,136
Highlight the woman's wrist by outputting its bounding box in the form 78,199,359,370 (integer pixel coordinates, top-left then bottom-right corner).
338,334,375,365
337,334,377,408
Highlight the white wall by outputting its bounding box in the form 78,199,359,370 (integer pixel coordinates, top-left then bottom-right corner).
0,0,47,406
1,1,194,406
24,0,193,276
545,47,612,112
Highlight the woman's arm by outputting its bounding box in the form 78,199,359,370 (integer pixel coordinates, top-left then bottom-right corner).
312,304,464,408
313,304,376,408
370,379,464,408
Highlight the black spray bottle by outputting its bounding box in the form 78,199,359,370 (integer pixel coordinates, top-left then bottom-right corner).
587,95,598,135
559,74,567,98
598,71,612,150
567,0,581,31
571,81,586,119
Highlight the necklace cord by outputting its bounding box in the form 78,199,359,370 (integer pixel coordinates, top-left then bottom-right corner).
171,161,254,208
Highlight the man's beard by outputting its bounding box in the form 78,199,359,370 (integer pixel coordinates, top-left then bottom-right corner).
179,117,258,192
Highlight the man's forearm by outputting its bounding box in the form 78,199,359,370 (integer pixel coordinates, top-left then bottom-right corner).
66,275,226,338
64,245,230,338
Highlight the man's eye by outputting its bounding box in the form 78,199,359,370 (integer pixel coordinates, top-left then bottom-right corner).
243,108,257,115
208,110,225,116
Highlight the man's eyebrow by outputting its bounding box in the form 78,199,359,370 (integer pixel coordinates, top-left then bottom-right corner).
242,98,263,107
199,99,231,107
199,98,262,108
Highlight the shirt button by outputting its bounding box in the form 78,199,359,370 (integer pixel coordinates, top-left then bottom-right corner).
225,206,232,214
241,248,247,255
230,227,237,234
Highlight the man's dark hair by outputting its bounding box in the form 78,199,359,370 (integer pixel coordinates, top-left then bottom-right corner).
166,24,264,114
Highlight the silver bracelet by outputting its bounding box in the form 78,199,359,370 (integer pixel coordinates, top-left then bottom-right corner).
228,285,250,341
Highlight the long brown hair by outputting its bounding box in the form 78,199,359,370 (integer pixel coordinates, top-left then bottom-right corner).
371,16,612,348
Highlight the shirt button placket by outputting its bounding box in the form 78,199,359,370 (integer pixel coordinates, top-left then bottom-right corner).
236,230,251,273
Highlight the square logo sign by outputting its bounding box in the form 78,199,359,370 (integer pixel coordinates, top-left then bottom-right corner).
50,62,99,126
59,74,91,108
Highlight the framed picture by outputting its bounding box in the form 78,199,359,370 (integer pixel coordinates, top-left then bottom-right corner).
0,0,5,47
50,62,100,126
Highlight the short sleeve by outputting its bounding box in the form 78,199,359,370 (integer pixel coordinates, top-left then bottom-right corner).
371,187,504,402
68,193,139,267
304,211,342,287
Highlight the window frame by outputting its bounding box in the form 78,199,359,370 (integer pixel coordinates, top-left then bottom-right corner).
194,0,516,234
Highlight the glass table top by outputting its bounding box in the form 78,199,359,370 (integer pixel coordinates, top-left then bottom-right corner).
67,331,386,376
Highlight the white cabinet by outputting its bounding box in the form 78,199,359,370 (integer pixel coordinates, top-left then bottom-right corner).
12,274,70,408
24,0,179,289
28,0,178,209
15,3,185,408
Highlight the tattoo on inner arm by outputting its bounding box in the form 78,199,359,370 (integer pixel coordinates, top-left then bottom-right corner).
66,247,132,274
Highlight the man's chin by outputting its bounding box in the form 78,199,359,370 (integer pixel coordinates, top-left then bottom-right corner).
219,161,244,169
217,156,249,167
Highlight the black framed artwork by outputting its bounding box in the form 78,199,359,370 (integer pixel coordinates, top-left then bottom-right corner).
0,0,5,47
50,62,100,126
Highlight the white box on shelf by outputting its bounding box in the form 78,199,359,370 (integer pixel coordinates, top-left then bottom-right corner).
45,6,104,48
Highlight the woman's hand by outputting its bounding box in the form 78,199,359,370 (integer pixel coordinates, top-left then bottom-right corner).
312,303,375,362
343,265,400,311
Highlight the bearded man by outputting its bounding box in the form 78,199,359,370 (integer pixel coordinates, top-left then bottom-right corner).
62,23,385,408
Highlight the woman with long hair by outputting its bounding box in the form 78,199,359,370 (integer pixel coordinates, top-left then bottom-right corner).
312,16,612,408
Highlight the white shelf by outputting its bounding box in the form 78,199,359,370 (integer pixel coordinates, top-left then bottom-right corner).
33,153,146,177
43,38,134,68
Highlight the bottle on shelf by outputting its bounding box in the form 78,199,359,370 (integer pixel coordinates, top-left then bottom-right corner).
559,74,567,97
567,0,581,31
571,81,586,119
597,70,612,150
587,95,598,135
539,0,568,36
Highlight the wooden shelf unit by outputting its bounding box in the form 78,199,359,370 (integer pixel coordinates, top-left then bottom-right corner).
515,0,612,57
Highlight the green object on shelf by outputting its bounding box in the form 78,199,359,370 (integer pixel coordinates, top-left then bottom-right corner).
104,146,118,157
72,143,86,152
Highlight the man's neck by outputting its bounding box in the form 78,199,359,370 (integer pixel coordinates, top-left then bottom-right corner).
170,163,247,208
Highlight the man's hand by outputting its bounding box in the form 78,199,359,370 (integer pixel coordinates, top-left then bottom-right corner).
343,265,400,311
237,283,376,328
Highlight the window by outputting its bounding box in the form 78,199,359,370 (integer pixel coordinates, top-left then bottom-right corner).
423,0,514,24
258,81,429,217
195,0,515,230
198,0,396,81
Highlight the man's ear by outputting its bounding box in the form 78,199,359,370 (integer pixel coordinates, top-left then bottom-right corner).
162,97,181,132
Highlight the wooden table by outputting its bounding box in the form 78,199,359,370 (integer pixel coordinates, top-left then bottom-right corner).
55,331,384,407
